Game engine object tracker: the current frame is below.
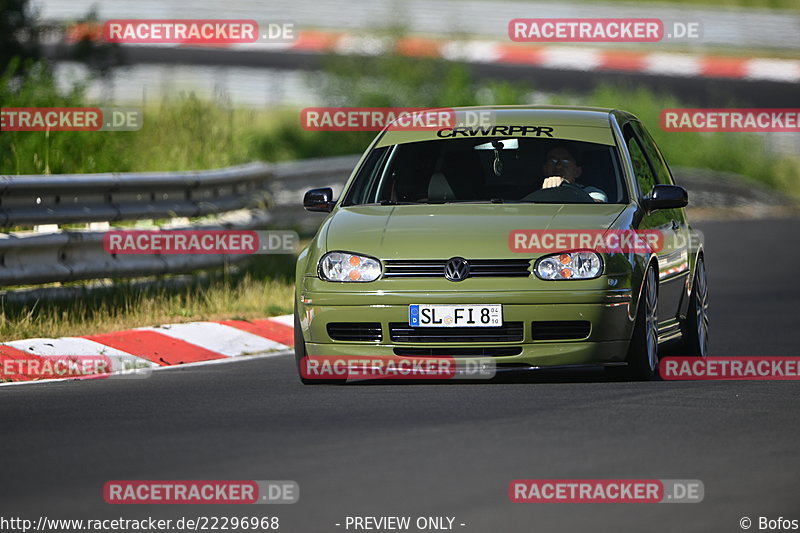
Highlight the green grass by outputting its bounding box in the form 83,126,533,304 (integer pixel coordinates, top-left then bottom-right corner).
10,89,796,198
0,97,294,174
5,58,797,198
0,253,296,340
0,62,299,174
562,85,800,198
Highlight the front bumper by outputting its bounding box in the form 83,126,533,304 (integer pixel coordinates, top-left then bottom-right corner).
304,339,631,367
298,286,635,367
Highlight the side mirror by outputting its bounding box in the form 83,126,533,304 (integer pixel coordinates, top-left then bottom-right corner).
303,187,335,213
645,184,688,212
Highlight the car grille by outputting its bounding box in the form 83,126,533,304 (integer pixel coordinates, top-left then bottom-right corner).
326,322,382,342
393,347,522,357
389,322,524,343
531,321,591,340
382,259,531,279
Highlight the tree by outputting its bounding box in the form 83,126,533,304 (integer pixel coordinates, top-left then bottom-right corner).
0,0,40,76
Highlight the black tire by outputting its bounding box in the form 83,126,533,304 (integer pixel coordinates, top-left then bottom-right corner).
680,257,709,358
609,266,660,381
294,305,311,384
294,304,344,385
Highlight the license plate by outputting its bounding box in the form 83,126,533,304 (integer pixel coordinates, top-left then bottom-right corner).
409,305,503,327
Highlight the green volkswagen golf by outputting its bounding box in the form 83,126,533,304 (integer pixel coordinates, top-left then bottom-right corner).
294,106,708,382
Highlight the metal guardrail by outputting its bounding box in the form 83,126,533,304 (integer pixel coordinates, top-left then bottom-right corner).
0,157,361,286
0,163,275,285
0,211,272,285
268,155,360,233
0,154,791,287
0,162,271,227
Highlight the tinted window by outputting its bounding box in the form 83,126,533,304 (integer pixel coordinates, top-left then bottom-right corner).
623,124,657,198
342,146,390,204
632,121,674,185
343,137,627,205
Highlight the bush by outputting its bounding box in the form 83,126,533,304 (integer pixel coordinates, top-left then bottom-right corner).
578,85,800,197
0,72,255,174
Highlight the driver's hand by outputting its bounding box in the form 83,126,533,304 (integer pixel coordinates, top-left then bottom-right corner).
541,176,565,189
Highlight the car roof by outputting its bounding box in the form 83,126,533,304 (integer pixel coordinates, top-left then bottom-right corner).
375,106,635,147
445,106,626,126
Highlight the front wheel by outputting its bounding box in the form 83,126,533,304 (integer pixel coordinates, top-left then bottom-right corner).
294,305,312,384
680,257,709,357
625,266,661,380
294,304,344,385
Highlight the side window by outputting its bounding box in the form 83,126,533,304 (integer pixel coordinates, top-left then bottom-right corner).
632,121,674,185
342,146,390,205
623,123,657,198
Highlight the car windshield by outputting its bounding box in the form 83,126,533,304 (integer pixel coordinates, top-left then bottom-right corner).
343,137,628,205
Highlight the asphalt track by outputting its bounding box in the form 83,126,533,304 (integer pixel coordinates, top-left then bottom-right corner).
2,218,799,533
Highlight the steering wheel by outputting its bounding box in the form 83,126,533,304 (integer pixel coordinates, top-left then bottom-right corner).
521,181,595,203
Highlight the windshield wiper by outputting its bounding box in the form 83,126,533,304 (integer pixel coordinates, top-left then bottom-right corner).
438,199,506,204
378,200,422,205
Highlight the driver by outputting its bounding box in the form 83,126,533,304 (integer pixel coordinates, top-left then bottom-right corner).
540,146,608,203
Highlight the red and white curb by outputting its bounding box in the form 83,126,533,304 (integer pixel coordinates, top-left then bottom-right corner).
137,30,800,83
310,31,800,82
0,315,294,385
62,24,800,83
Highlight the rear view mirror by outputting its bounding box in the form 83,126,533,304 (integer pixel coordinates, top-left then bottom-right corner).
646,184,688,212
474,139,518,150
303,187,335,213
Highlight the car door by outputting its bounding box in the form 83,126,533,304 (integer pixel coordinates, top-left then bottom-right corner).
622,121,689,326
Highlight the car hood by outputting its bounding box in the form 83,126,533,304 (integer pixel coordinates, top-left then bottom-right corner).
325,203,627,259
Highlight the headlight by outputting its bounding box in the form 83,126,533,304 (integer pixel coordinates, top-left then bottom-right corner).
534,251,603,280
319,252,382,282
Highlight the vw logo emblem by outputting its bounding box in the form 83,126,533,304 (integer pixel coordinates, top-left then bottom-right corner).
444,257,470,282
